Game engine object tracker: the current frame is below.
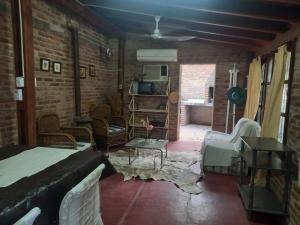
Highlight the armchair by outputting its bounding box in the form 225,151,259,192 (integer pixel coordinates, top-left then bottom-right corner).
90,104,127,152
37,114,93,151
201,118,261,175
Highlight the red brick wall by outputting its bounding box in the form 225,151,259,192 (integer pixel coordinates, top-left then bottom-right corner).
280,37,300,225
181,64,215,102
180,64,215,125
123,38,252,140
32,0,119,126
0,0,18,146
0,0,119,146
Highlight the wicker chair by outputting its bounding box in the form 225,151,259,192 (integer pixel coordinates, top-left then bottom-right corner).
90,104,127,152
37,114,93,150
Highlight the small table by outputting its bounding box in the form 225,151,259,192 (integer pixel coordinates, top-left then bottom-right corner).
125,138,168,169
239,136,294,219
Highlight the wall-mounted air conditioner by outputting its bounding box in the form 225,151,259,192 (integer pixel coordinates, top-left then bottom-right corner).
143,64,168,81
137,49,178,62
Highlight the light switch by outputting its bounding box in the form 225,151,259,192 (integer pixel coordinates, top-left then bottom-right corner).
16,77,24,88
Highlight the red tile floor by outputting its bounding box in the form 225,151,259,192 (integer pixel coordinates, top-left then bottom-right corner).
101,141,283,225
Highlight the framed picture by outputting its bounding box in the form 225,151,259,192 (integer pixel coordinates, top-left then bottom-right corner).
40,58,50,71
89,64,95,77
80,66,86,79
52,61,62,74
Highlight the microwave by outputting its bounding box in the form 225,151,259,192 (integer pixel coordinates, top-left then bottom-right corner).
142,64,168,81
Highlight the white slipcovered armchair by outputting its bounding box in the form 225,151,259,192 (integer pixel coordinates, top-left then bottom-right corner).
59,164,105,225
201,118,261,173
13,207,41,225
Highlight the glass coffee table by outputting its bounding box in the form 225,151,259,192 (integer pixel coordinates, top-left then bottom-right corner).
125,138,168,169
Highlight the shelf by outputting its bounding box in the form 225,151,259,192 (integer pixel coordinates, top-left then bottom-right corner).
241,137,294,153
129,109,167,113
129,124,167,129
238,185,287,216
128,78,170,140
242,151,288,171
129,94,168,97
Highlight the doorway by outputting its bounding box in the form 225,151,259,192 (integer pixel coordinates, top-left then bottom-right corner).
179,64,216,141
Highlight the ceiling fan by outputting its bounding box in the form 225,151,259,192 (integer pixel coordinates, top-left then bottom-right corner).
130,16,195,41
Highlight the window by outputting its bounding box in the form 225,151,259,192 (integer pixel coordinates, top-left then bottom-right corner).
278,52,291,143
256,50,293,144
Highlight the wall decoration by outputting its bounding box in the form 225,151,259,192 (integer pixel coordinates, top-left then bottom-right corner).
100,46,111,62
80,66,87,79
52,61,62,74
89,64,96,77
40,58,50,71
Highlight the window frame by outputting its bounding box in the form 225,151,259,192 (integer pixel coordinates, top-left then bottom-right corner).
256,41,296,144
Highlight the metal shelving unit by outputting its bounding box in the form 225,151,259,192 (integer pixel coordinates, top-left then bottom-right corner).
128,79,170,140
238,136,295,219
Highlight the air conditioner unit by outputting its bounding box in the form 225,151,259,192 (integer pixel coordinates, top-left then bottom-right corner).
137,49,178,62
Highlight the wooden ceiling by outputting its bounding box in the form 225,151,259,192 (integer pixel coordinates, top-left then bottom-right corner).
77,0,300,50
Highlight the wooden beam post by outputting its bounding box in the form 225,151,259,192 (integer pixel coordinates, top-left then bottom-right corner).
11,0,37,146
69,27,81,117
118,38,125,115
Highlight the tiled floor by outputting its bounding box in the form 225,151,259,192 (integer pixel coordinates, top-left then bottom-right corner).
101,141,283,225
179,124,211,141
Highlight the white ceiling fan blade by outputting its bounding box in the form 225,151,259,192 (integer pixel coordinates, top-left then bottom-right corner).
125,32,152,38
161,35,196,41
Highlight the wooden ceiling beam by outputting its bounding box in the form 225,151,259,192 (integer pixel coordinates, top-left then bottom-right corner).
81,0,289,33
262,0,300,5
123,26,262,49
256,24,300,56
102,11,276,42
44,0,122,37
138,0,300,23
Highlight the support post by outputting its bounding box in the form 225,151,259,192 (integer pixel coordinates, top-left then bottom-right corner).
69,27,81,117
11,0,36,146
118,38,125,115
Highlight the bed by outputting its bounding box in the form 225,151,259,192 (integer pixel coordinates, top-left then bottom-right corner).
0,145,116,225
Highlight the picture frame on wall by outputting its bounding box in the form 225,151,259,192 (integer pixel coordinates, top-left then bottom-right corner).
80,66,87,79
89,64,96,77
40,58,50,71
52,61,62,74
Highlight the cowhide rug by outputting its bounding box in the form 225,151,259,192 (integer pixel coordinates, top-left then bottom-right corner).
108,149,202,194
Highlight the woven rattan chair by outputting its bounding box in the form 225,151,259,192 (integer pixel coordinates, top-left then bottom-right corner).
90,104,127,152
37,114,93,150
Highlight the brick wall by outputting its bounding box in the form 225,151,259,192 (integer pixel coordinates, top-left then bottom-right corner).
180,64,215,125
123,38,252,140
0,0,18,147
32,0,119,126
282,37,300,225
181,64,215,102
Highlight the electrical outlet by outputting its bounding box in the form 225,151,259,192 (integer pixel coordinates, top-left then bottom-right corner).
15,89,23,101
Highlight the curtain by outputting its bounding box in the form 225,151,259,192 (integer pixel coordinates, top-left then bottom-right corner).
255,45,288,186
244,57,262,120
260,45,288,138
